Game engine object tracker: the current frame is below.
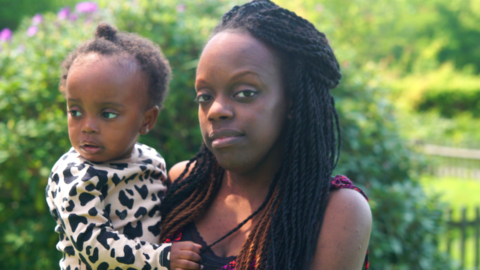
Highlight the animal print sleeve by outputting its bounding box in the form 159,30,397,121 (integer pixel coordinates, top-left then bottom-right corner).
46,147,171,270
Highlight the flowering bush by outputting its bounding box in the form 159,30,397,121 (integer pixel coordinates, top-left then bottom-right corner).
0,1,232,268
0,3,115,268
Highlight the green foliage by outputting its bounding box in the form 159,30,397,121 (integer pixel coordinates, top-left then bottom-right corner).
388,63,480,145
290,0,480,74
0,0,79,30
279,0,480,146
418,90,480,118
0,0,455,269
332,64,452,269
0,9,109,269
411,65,480,118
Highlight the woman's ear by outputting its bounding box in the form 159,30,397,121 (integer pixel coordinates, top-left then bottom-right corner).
140,105,159,135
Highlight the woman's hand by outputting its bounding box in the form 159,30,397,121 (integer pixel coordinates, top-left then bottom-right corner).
170,241,203,270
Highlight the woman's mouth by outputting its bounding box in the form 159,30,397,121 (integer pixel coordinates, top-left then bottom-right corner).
209,129,244,148
212,135,244,148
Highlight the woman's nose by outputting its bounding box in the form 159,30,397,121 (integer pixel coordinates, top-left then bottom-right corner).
207,97,234,122
82,116,99,134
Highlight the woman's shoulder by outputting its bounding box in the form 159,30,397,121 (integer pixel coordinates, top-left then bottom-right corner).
168,160,196,183
325,175,371,230
311,175,372,269
326,175,371,238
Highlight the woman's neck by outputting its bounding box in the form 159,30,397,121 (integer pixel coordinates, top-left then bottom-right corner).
222,140,286,204
219,158,279,206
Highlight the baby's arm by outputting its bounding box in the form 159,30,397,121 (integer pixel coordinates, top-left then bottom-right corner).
47,164,201,270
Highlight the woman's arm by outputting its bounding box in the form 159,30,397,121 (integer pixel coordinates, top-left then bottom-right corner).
311,188,372,270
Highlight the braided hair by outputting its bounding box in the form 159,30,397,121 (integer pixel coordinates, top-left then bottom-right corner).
59,22,171,108
160,1,342,269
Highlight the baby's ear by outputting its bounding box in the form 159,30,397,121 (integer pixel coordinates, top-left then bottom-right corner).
140,105,159,135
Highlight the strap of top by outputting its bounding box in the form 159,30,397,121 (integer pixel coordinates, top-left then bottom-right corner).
330,175,369,201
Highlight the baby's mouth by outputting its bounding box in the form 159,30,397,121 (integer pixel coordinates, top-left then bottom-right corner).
80,142,102,154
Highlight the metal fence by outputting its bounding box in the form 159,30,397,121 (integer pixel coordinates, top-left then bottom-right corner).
423,143,480,268
446,207,480,269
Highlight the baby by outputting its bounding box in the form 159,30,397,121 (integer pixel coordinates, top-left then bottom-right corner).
46,23,201,270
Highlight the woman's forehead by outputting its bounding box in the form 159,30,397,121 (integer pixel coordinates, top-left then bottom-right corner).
198,31,282,76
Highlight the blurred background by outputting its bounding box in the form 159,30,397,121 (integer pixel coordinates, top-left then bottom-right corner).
0,0,479,269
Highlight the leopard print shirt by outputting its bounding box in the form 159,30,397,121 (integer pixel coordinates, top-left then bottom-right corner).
46,143,171,270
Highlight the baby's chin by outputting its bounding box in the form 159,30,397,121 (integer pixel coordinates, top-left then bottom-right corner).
74,148,124,163
79,153,112,163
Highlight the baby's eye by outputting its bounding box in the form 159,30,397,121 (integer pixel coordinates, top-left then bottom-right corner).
195,94,213,103
235,90,257,99
101,112,118,119
69,110,82,117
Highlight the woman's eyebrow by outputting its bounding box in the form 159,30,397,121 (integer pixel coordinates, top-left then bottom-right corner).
230,70,260,81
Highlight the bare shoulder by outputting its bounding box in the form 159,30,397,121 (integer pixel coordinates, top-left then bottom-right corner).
168,160,196,183
312,188,372,270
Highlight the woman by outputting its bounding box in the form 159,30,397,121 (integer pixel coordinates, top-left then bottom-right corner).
160,1,372,269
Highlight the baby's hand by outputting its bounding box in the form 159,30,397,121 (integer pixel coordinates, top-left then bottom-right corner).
170,241,203,270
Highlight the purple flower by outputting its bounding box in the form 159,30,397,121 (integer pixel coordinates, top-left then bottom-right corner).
58,7,70,20
27,26,38,37
68,13,78,21
75,2,98,13
0,28,12,42
176,4,186,13
32,14,43,25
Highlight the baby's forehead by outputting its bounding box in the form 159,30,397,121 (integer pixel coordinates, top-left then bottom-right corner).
72,53,141,75
66,53,149,105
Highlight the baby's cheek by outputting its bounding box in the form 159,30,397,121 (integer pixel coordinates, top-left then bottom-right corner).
67,128,78,146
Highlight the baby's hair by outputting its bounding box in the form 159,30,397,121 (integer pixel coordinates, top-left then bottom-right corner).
160,1,342,269
60,23,171,108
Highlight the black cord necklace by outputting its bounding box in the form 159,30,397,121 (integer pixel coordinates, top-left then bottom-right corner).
199,174,279,253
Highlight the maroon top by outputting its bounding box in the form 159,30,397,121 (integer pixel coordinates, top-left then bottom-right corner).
165,175,369,270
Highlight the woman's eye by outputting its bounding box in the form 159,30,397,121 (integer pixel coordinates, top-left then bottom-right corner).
235,90,257,98
101,112,118,119
69,110,82,117
195,94,213,103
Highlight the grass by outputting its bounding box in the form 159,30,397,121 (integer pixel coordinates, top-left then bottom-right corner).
420,175,480,269
421,175,480,220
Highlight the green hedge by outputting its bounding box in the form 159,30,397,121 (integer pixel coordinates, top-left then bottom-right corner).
418,89,480,118
0,0,452,269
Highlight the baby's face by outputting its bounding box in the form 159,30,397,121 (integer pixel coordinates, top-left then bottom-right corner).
65,54,149,162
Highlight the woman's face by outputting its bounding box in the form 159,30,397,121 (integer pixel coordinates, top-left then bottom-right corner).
195,31,289,174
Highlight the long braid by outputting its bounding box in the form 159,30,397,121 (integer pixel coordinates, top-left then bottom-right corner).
160,1,342,269
159,146,222,241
